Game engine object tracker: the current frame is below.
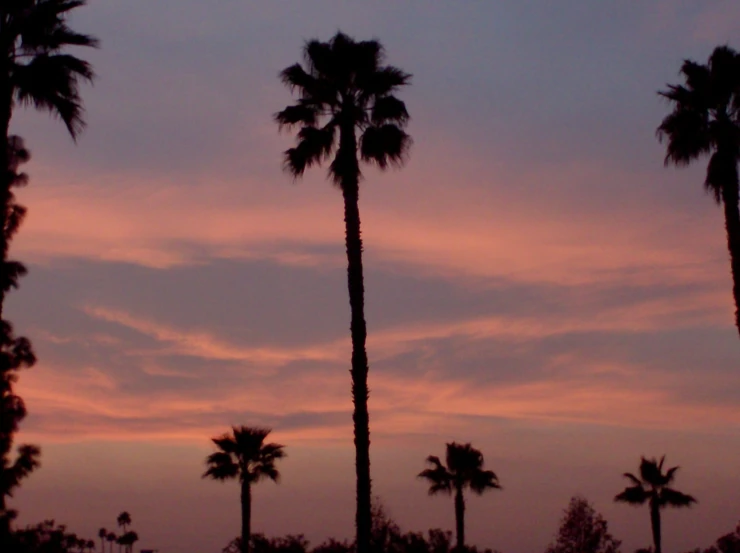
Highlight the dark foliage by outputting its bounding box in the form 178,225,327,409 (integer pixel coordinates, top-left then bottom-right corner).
546,496,621,553
0,320,39,544
9,520,95,553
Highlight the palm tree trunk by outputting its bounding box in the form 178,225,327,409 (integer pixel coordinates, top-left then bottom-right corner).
650,501,661,553
240,482,252,553
0,87,12,321
100,538,104,553
339,121,372,553
720,162,740,338
454,486,465,552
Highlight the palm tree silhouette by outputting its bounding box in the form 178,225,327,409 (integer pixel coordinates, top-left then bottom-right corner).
106,532,116,553
658,46,740,336
116,513,131,534
275,32,411,553
98,529,107,553
202,426,286,553
615,456,696,553
418,442,501,552
0,0,97,318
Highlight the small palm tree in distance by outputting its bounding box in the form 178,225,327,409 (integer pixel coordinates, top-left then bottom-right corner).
419,442,501,552
203,426,286,553
615,455,696,553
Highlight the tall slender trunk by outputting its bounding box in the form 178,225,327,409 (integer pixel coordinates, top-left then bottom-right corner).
650,500,661,553
338,120,372,553
240,482,252,553
454,485,465,552
720,160,740,337
100,538,104,553
0,83,12,321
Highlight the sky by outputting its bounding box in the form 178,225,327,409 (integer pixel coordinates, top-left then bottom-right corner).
6,1,740,552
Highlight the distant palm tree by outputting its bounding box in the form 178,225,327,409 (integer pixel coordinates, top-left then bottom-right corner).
203,426,286,553
615,456,696,553
658,45,740,336
98,529,107,553
118,531,138,553
0,0,97,317
116,512,131,534
418,442,501,551
106,532,116,553
276,32,411,553
86,539,96,553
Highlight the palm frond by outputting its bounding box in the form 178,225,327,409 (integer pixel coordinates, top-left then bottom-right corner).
664,466,679,485
274,102,319,130
623,472,642,486
283,125,335,177
13,53,95,139
359,66,411,98
360,124,411,170
469,469,501,494
614,485,649,505
371,95,409,126
639,457,663,486
659,487,697,508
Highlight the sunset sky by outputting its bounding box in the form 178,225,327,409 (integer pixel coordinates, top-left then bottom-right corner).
7,2,740,553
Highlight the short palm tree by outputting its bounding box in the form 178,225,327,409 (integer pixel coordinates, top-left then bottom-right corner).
203,426,285,553
418,442,501,552
658,45,740,336
97,528,107,553
615,456,696,553
275,32,411,553
0,0,97,317
105,532,116,553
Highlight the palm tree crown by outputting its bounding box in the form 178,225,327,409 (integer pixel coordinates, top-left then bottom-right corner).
419,442,501,497
275,31,411,184
203,426,285,484
657,46,740,335
615,455,696,508
615,456,696,553
0,0,98,138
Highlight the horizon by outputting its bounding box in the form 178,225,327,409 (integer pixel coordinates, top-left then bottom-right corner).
4,2,740,553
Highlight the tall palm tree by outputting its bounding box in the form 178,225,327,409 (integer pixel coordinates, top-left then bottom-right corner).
275,32,411,553
658,46,740,336
97,529,107,553
0,0,97,317
418,442,501,552
615,456,696,553
202,426,286,553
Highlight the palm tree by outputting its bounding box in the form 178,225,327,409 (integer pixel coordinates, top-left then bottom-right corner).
658,46,740,336
418,442,501,552
202,426,286,553
0,0,98,317
615,456,696,553
275,32,411,553
98,529,107,553
105,532,116,553
116,512,131,534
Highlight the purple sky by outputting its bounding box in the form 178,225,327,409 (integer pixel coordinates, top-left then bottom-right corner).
6,2,740,552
